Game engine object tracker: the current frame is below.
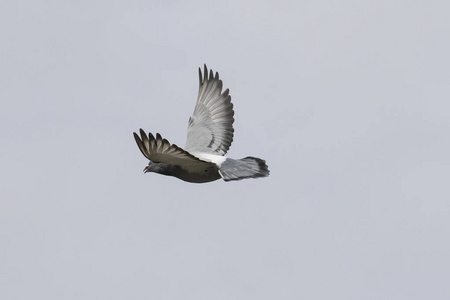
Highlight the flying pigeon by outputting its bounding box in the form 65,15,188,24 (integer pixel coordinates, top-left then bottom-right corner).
133,65,269,183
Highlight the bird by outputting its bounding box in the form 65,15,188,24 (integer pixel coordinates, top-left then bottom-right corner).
133,65,269,183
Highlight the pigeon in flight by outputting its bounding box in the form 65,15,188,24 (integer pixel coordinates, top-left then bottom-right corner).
133,65,269,183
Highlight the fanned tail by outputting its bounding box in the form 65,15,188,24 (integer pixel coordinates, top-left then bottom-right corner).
219,157,269,181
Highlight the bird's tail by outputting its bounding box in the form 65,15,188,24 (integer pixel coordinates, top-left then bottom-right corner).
219,157,270,181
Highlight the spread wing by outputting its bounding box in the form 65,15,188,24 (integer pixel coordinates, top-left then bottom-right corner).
185,65,235,156
133,129,216,170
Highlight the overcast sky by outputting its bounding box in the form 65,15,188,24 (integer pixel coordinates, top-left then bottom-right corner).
1,1,450,299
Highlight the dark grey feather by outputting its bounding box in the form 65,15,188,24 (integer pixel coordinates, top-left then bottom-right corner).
219,157,270,181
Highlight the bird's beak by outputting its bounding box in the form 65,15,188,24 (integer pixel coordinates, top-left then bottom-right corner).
143,165,150,173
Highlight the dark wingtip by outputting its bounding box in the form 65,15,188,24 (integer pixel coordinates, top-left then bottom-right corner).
133,129,151,160
133,132,140,145
139,128,146,138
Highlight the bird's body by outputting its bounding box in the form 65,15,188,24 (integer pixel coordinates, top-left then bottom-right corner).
144,162,221,183
133,65,269,183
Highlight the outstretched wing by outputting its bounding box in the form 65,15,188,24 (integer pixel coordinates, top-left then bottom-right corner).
185,65,235,156
133,129,216,170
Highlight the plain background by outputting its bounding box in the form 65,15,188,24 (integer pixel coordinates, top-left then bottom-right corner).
1,1,449,299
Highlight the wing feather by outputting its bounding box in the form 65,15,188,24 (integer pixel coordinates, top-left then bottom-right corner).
185,65,235,156
134,129,215,171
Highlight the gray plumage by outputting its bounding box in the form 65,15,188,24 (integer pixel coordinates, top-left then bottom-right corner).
219,157,270,182
133,65,269,183
133,130,221,183
185,67,234,155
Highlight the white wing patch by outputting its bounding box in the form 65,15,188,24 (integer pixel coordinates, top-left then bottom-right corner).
191,152,227,166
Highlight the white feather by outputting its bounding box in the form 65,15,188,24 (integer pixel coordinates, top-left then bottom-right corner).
192,152,227,166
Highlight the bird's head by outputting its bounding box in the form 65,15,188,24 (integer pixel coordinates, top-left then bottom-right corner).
143,161,175,175
143,162,157,173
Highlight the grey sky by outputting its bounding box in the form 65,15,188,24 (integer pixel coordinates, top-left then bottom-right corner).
1,0,450,299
